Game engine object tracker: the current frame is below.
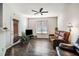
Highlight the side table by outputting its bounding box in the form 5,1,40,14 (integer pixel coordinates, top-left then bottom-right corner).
49,34,55,41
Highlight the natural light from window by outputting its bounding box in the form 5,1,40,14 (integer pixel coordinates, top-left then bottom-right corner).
36,20,48,34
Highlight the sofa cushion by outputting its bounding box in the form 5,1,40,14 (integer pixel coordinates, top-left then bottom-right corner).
58,32,65,40
53,31,70,49
63,32,70,43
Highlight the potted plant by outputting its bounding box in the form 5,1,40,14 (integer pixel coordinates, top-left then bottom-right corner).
20,32,30,45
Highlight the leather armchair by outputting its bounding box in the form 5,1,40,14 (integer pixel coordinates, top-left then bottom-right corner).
53,31,70,49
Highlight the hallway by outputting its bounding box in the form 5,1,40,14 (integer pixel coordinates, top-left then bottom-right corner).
5,39,56,56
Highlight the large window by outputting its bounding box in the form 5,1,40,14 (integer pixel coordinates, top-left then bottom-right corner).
36,20,48,34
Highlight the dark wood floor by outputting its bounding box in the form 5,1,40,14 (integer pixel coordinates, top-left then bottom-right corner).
5,38,56,56
5,38,78,56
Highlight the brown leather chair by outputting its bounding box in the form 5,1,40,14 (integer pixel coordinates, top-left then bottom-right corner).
53,31,70,49
59,37,79,55
63,32,70,43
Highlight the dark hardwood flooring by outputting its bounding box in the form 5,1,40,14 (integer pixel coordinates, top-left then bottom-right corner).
5,38,56,56
5,38,78,56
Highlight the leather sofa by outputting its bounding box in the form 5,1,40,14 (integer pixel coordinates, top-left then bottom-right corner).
53,31,70,49
59,37,79,55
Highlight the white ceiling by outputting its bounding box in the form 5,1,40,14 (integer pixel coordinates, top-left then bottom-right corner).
8,3,67,17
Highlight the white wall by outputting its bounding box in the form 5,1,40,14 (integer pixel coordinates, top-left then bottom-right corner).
47,17,58,34
3,3,13,49
58,4,79,43
3,3,27,46
0,3,7,56
0,31,6,56
19,15,28,35
2,3,28,55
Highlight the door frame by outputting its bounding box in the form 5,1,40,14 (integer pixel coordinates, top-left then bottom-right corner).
13,18,19,43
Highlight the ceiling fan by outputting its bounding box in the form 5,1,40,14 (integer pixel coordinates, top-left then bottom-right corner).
32,8,48,15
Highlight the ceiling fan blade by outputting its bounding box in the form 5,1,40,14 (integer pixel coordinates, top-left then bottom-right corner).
40,8,43,12
42,11,48,13
41,13,43,15
32,10,38,12
34,12,39,15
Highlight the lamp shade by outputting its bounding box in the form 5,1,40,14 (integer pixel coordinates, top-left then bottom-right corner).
68,23,73,27
67,23,73,32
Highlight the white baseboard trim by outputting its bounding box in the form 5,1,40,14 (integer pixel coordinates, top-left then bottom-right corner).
6,40,20,50
4,40,20,56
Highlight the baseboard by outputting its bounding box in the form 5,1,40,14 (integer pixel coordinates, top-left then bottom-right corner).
37,38,49,39
6,40,20,49
4,40,20,56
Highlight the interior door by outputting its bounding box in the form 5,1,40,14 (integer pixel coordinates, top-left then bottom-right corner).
13,19,19,43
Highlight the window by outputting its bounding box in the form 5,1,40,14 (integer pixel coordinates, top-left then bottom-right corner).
36,20,48,34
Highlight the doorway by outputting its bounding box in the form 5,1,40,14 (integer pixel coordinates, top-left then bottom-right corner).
13,19,19,43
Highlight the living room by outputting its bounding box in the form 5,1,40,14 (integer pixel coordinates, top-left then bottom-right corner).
0,3,79,56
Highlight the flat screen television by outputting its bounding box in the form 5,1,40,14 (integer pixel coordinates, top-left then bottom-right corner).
26,29,33,35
